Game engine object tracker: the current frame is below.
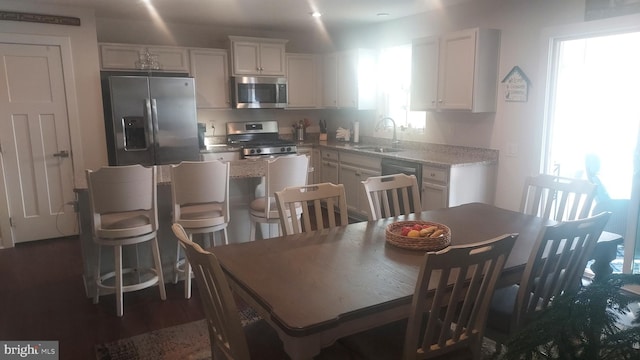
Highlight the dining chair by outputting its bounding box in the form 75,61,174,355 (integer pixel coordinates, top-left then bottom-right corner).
341,233,518,360
520,174,597,221
249,154,309,240
85,165,166,317
361,173,422,221
275,182,349,236
170,160,230,299
484,211,611,351
170,223,355,360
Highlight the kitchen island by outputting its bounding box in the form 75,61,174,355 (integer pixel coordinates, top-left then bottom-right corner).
77,141,498,297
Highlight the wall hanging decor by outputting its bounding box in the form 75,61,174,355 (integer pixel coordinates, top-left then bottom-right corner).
501,66,530,103
585,0,640,21
0,11,80,26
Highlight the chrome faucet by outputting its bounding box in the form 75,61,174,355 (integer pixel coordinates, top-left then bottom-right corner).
376,117,400,148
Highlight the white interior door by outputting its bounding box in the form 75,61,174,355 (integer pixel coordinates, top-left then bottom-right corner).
0,43,77,243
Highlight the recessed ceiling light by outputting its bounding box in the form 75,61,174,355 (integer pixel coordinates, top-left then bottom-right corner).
310,11,322,18
376,12,390,17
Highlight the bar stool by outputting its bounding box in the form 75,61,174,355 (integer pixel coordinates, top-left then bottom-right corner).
249,154,309,240
85,165,166,317
171,160,230,299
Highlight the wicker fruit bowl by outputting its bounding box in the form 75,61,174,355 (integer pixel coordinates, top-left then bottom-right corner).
385,220,451,251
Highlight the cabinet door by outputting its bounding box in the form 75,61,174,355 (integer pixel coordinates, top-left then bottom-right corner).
438,29,476,110
259,43,286,76
312,149,322,184
357,167,380,218
410,37,439,111
339,164,359,213
189,49,230,109
337,50,358,108
100,44,189,71
148,47,190,72
286,54,319,108
321,160,339,185
322,54,338,108
231,41,261,75
422,181,448,211
100,44,140,70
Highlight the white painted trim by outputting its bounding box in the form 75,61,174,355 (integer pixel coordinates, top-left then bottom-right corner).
0,33,84,248
537,14,640,295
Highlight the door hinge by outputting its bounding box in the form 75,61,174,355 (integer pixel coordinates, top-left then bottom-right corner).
9,217,13,227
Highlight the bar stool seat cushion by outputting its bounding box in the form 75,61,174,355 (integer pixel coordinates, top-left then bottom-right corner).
177,203,225,228
98,211,152,238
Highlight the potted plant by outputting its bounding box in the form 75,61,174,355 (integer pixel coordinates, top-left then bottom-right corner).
501,274,640,360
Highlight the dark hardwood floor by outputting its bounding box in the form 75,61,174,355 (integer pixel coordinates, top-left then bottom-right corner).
0,236,205,360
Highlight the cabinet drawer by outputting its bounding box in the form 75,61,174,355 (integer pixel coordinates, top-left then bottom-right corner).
423,166,448,183
340,152,380,171
201,151,240,162
321,149,339,161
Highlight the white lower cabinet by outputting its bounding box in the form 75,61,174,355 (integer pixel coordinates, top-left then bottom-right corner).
320,149,339,184
339,152,381,219
297,146,320,184
421,163,495,211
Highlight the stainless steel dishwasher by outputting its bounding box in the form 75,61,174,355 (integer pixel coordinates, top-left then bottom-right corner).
380,157,423,206
381,158,422,182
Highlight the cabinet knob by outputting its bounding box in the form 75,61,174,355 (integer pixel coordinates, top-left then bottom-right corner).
438,99,443,103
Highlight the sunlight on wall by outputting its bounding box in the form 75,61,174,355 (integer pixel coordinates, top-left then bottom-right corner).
376,44,426,129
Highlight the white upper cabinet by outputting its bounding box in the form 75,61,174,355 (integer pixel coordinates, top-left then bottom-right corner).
410,37,439,111
286,53,321,108
99,43,190,72
189,48,230,109
411,28,500,113
323,49,376,110
229,36,288,76
322,53,338,108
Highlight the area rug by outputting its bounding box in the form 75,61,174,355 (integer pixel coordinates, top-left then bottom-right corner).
95,306,261,360
96,308,499,360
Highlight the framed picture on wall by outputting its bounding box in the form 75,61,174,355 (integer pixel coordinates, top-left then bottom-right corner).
585,0,640,21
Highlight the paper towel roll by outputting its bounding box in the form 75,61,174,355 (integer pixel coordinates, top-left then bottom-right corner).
353,121,360,143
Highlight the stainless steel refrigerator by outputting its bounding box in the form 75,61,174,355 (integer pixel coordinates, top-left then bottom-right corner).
102,73,200,166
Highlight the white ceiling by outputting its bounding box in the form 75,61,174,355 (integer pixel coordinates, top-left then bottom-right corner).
19,0,470,31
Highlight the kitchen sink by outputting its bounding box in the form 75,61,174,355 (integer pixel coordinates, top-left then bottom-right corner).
352,145,403,153
371,147,403,153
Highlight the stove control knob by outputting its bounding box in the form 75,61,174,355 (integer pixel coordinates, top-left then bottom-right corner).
286,147,292,152
280,147,286,152
256,148,262,153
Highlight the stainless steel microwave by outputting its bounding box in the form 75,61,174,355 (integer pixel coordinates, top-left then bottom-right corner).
232,76,287,109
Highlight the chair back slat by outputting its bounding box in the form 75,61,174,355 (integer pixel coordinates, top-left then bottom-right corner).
521,174,597,221
516,212,611,329
171,224,251,360
404,234,518,360
362,174,422,221
275,183,348,236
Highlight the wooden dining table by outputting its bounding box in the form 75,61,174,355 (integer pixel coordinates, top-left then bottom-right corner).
210,202,622,359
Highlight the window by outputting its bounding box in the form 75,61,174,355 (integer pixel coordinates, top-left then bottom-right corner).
542,18,640,281
376,44,425,130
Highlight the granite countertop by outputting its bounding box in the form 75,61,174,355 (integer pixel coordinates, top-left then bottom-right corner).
201,140,498,168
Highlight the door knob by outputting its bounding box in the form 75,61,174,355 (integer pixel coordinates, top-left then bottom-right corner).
53,150,69,158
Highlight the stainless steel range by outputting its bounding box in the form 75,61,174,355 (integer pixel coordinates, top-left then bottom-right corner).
226,120,297,159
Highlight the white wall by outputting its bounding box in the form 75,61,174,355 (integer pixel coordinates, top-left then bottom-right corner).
0,0,617,214
337,0,589,211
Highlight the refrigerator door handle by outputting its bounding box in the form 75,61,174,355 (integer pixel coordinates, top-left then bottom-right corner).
150,98,160,154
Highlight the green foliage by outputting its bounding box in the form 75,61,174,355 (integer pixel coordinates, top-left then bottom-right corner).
501,274,640,360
